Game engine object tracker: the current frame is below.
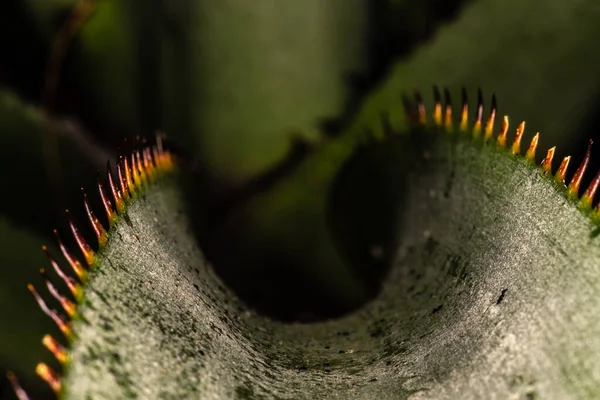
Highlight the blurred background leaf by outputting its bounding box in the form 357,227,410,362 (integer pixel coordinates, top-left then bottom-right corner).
351,0,600,167
0,88,110,235
0,219,62,400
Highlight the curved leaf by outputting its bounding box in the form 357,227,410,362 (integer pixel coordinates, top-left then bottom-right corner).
27,104,600,398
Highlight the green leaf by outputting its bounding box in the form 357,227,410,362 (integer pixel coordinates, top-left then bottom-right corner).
7,0,600,397
182,0,369,182
65,0,142,137
38,109,600,398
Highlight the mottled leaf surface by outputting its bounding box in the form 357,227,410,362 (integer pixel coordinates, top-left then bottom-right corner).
65,131,600,399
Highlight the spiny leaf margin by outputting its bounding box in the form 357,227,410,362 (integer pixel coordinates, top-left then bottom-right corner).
402,86,600,219
7,133,176,399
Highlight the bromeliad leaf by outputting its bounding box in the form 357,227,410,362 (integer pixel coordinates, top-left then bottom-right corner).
11,90,600,399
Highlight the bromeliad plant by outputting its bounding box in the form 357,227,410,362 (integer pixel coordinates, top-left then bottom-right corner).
4,0,600,399
7,89,600,399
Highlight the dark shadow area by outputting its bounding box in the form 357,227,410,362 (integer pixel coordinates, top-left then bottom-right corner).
182,133,418,322
0,1,60,103
178,139,339,322
327,141,409,300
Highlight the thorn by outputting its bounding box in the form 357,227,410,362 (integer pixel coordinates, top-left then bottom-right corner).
555,156,571,184
40,268,76,317
526,133,540,161
497,116,509,147
433,86,442,126
7,372,31,400
136,150,147,185
483,94,497,141
116,158,131,201
82,189,108,247
98,171,117,224
152,146,163,171
443,88,453,131
131,152,141,189
53,230,86,281
541,146,556,174
511,122,526,155
143,147,152,169
414,90,426,125
36,363,61,396
124,154,136,195
472,88,483,137
568,140,592,196
66,210,95,266
42,335,69,365
106,162,125,212
42,246,81,298
583,170,600,207
27,284,71,338
459,87,468,132
143,147,154,180
163,150,174,170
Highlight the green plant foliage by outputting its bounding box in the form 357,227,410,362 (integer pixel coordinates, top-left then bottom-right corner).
62,124,600,398
183,0,369,182
4,0,600,398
